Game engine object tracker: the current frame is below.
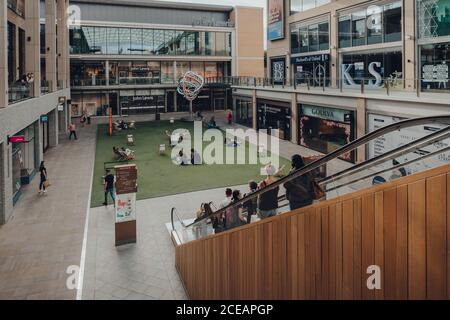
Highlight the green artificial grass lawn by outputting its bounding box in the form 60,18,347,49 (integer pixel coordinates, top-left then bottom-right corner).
91,121,290,208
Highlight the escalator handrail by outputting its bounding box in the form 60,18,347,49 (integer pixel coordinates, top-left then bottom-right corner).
176,115,450,230
318,127,450,187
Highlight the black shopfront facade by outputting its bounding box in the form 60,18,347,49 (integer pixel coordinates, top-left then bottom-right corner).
298,104,356,162
257,99,291,141
292,54,330,87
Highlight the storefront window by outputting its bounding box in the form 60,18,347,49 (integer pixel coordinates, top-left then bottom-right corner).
291,0,331,13
70,61,107,85
216,32,227,56
94,27,107,55
293,54,330,87
176,31,187,55
291,21,329,54
68,26,232,57
308,24,319,52
338,16,351,48
205,62,218,78
384,2,402,42
352,11,367,47
161,61,174,83
176,61,190,80
165,30,177,55
257,101,291,141
421,42,450,91
299,104,355,162
118,28,131,55
235,99,253,128
338,1,402,48
341,50,403,90
418,0,450,39
191,62,205,78
143,29,154,55
130,29,143,55
107,28,119,55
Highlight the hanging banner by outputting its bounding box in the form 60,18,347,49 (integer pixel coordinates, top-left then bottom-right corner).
268,0,284,41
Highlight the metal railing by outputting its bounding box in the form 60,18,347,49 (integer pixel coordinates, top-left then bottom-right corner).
205,76,450,97
171,115,450,243
8,82,33,104
40,80,52,95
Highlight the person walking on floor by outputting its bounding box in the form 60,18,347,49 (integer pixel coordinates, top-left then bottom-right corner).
68,122,77,140
103,170,116,207
227,110,233,125
284,154,314,211
38,161,48,195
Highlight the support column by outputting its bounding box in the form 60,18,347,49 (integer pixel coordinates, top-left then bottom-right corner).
25,0,41,97
290,93,298,145
330,8,339,89
0,142,6,224
105,60,110,85
356,98,367,163
173,91,178,112
45,0,57,92
0,0,8,108
404,0,416,92
49,108,59,147
252,89,257,130
57,0,69,89
0,142,13,224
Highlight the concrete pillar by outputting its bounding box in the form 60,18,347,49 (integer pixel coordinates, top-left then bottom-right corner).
356,98,367,163
0,0,8,108
0,142,5,224
35,121,44,165
57,0,68,89
252,89,257,130
49,108,59,147
105,60,110,85
290,93,298,144
330,8,339,89
0,142,13,225
25,0,41,98
173,91,178,112
45,0,57,92
404,0,416,92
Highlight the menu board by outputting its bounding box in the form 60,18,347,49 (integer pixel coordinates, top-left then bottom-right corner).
115,164,138,195
116,193,136,223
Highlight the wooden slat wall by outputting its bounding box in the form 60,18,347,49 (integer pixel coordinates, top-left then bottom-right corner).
175,165,450,300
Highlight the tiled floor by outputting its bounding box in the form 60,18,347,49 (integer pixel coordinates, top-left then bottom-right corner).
0,125,97,300
81,185,249,300
0,112,352,301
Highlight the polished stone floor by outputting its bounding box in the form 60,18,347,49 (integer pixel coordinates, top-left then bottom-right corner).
0,126,96,300
0,112,351,300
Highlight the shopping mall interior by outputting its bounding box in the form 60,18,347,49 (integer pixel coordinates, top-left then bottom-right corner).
1,0,450,303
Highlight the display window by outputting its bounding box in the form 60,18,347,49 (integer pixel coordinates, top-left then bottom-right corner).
235,98,253,128
341,50,403,89
299,104,355,162
257,101,291,141
420,42,450,92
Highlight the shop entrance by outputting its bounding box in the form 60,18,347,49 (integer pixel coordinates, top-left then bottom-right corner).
299,104,355,162
257,100,291,141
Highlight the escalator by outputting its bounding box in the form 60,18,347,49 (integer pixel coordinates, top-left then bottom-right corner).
171,115,450,245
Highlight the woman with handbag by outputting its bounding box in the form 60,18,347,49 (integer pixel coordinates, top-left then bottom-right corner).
283,154,315,211
38,161,48,195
